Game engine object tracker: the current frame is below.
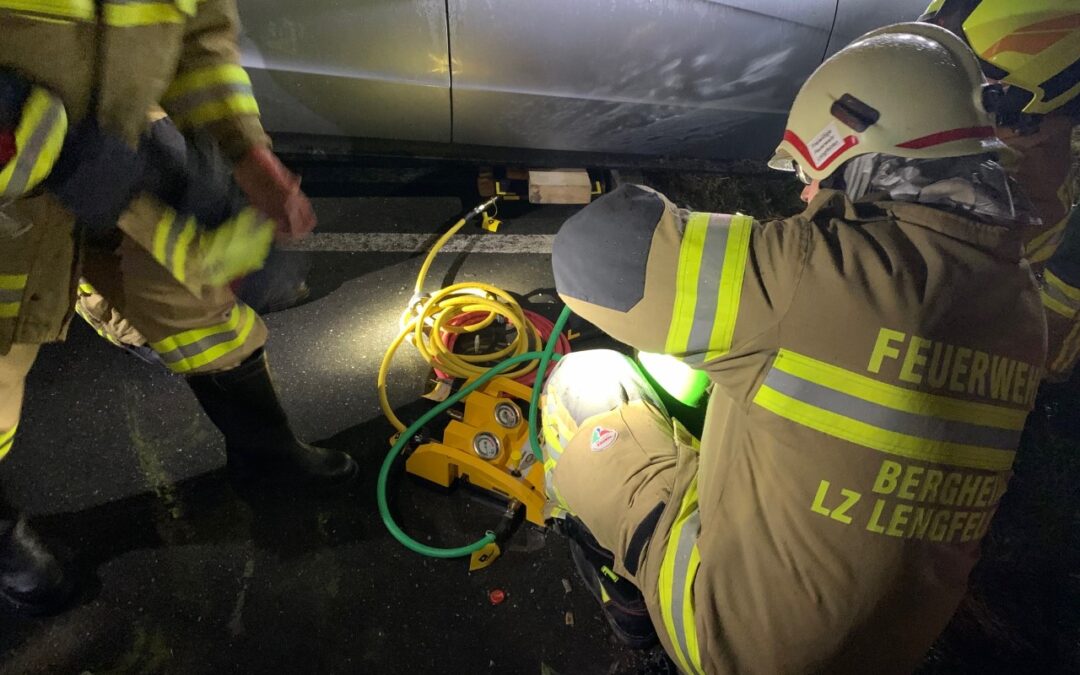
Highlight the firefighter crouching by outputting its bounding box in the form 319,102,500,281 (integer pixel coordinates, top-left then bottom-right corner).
541,23,1045,674
0,0,356,616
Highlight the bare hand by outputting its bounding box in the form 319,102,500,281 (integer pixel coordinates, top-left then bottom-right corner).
233,147,317,241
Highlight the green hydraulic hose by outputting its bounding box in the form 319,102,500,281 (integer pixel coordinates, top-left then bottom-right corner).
376,305,573,559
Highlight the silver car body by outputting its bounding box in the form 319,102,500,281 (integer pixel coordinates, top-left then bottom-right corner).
238,0,928,161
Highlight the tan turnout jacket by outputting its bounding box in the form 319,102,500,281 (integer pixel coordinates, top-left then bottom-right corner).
553,185,1045,674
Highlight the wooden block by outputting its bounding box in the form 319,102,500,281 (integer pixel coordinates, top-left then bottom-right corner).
477,169,495,198
528,169,592,204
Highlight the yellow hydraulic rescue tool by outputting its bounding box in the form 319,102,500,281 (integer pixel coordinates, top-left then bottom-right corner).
377,196,573,570
406,375,547,527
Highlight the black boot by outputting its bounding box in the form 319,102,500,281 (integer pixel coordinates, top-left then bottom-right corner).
561,516,658,649
187,349,358,489
0,511,74,616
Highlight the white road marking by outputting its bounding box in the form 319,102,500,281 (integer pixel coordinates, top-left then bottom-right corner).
281,232,556,254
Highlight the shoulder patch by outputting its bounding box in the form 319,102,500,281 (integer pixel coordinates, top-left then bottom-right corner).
552,184,665,312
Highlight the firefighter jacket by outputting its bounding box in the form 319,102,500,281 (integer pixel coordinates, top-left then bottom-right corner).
0,0,270,354
1000,117,1080,380
552,185,1046,674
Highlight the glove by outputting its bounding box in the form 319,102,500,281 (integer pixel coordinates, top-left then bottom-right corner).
232,146,316,241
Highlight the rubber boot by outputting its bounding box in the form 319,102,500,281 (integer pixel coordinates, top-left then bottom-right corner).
0,486,73,616
561,516,658,649
187,349,358,489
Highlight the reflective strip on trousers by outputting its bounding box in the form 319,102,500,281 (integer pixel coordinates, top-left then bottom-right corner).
0,273,28,319
1042,269,1080,319
754,349,1026,472
658,476,704,675
162,64,260,128
0,89,68,199
0,424,17,460
149,304,258,373
665,213,753,364
102,0,194,26
0,0,94,21
151,208,197,283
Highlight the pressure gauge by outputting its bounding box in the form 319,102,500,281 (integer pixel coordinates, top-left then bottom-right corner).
494,402,522,429
473,432,501,460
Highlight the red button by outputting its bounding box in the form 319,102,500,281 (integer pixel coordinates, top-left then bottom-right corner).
488,589,506,605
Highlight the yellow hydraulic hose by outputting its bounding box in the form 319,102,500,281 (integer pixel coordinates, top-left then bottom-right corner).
377,197,544,433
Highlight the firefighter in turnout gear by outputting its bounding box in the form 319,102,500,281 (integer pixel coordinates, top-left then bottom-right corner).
923,0,1080,383
542,23,1044,674
0,0,357,615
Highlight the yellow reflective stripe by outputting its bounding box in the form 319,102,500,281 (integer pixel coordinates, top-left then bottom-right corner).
173,93,260,127
102,1,186,26
175,306,256,372
0,424,17,460
0,88,68,198
550,484,574,516
705,214,752,361
150,305,258,373
754,385,1017,472
0,0,93,20
1043,289,1076,318
0,273,27,318
658,477,704,675
171,216,197,283
165,64,251,100
1046,269,1080,301
0,274,28,291
164,64,259,127
1026,217,1068,264
151,306,242,354
150,209,197,283
152,209,174,265
772,349,1027,431
542,425,563,472
1052,311,1080,374
665,213,709,353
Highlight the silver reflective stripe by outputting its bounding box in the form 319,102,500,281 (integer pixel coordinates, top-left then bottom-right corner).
154,316,246,365
669,509,700,668
685,215,733,362
165,82,255,119
0,288,23,303
2,102,63,199
763,368,1022,450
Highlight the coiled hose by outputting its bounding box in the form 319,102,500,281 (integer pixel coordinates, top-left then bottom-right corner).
377,198,570,433
375,197,573,557
377,306,571,558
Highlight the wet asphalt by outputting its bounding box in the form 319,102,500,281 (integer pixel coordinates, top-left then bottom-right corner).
2,163,1078,674
0,166,671,674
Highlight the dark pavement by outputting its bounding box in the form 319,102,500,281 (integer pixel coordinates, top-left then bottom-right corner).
2,165,1078,674
0,173,669,674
